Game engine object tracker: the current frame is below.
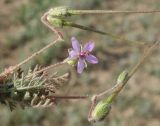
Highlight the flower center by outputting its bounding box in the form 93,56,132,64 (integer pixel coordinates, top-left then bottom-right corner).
79,51,88,58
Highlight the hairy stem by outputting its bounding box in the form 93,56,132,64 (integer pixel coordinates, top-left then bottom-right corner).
0,39,63,82
64,22,147,45
49,95,88,100
69,9,160,15
0,11,65,83
97,41,160,99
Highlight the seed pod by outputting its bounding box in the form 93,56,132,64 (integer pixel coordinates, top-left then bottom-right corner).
90,100,111,122
117,70,128,84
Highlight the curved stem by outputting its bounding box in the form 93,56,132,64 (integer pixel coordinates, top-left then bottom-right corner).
0,13,64,83
88,41,159,121
97,41,160,100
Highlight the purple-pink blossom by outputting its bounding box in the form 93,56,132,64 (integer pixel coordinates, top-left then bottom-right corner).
68,37,98,73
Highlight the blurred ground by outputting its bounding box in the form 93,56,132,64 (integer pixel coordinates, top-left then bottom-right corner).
0,0,160,126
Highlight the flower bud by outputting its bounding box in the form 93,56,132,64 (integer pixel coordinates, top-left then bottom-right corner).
64,58,77,66
47,16,64,28
117,70,128,84
48,6,70,17
89,100,111,122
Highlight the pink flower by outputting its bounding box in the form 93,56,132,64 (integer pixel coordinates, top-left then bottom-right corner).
68,37,98,73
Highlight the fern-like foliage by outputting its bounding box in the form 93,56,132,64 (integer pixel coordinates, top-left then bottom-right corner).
0,66,69,110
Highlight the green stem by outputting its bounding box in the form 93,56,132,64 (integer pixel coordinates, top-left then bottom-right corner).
64,22,146,45
69,9,160,15
100,41,160,103
49,7,160,17
127,42,159,79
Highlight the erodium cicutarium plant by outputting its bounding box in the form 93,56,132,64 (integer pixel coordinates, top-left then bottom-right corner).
0,6,160,124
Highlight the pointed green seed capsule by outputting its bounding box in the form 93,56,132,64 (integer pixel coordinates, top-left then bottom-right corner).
117,70,128,84
90,100,111,122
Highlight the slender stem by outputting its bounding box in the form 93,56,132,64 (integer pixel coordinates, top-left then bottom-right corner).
0,39,63,82
96,41,160,99
95,84,118,98
26,61,66,79
65,22,146,45
0,12,64,83
41,12,63,39
69,10,160,15
88,41,159,120
18,40,62,69
127,42,159,79
48,95,88,99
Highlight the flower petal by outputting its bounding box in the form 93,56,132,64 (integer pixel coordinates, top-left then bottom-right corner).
83,41,94,52
77,59,85,73
69,50,78,59
85,54,98,64
71,37,81,52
